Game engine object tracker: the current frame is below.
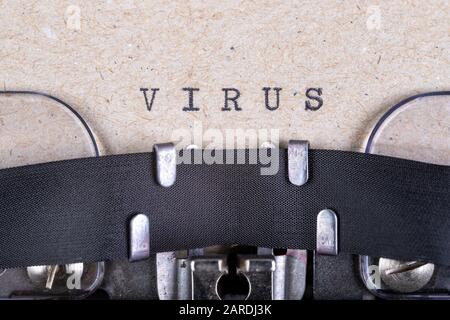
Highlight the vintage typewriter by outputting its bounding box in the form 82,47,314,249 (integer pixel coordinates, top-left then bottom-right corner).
0,91,449,300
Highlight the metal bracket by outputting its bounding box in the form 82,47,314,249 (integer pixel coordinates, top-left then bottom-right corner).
316,209,338,256
287,140,309,186
154,142,176,187
157,248,307,300
129,213,150,262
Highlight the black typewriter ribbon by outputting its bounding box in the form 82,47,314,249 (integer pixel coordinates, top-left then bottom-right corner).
0,149,449,269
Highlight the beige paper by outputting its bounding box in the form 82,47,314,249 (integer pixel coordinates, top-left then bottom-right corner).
0,1,449,158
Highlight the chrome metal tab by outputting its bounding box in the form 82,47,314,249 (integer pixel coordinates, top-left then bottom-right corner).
191,257,227,300
287,140,309,186
154,142,176,187
129,213,150,262
316,209,338,255
238,255,274,300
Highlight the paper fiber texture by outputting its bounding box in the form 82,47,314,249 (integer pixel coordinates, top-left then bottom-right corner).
0,1,449,159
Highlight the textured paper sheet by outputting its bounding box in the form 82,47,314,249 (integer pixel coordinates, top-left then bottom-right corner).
0,0,449,157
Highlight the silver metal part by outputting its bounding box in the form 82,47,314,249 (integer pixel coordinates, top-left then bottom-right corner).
316,209,338,255
191,257,228,300
157,252,193,300
287,140,309,186
157,247,307,300
378,258,434,293
154,142,176,187
129,213,150,262
238,255,274,300
273,249,307,300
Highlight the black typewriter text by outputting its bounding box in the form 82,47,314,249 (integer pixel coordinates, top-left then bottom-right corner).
140,87,324,112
